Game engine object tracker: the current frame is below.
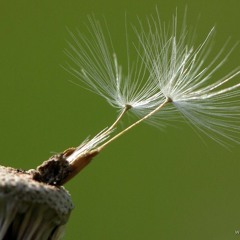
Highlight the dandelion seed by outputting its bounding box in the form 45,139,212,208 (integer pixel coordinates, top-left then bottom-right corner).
64,16,163,115
135,10,240,146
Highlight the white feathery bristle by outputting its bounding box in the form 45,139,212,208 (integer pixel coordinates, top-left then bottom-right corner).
66,128,113,163
64,16,162,115
135,10,240,146
65,10,240,147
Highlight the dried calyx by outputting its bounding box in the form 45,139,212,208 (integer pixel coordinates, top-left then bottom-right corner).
32,148,99,186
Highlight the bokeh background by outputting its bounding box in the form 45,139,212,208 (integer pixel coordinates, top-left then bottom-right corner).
1,0,240,239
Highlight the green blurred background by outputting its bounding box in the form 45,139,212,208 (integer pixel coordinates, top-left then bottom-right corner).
1,0,240,239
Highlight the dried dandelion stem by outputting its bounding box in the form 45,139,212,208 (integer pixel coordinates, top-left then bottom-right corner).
105,104,132,133
98,98,171,151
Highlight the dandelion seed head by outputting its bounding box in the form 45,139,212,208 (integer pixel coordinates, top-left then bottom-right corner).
65,10,240,147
